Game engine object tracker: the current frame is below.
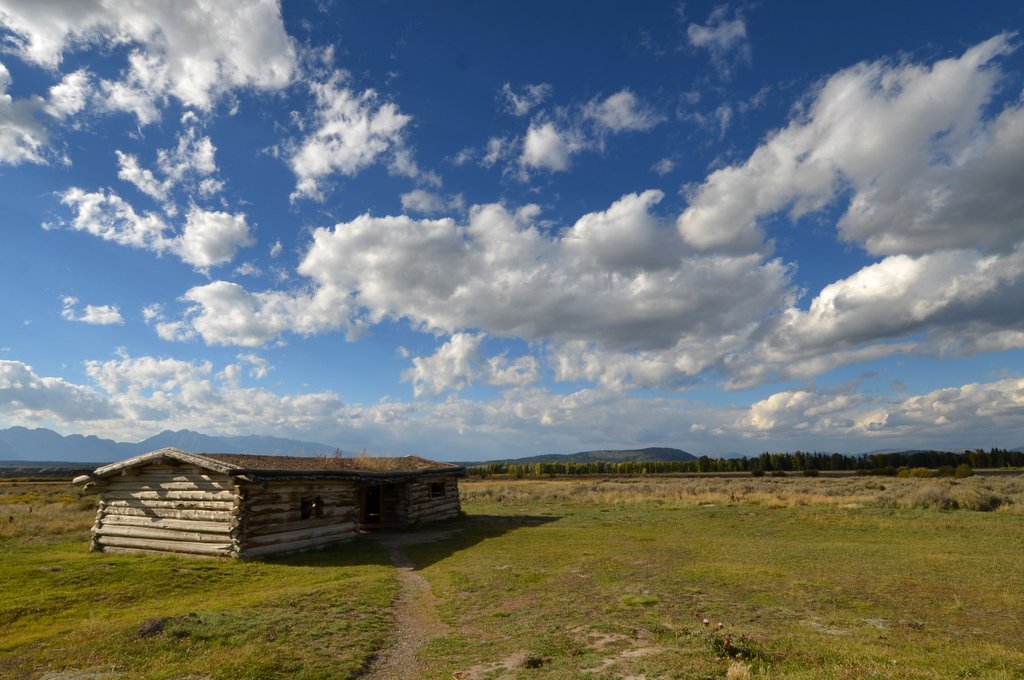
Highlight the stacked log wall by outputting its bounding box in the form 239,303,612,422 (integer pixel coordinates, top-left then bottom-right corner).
406,476,461,523
91,461,238,557
238,480,358,557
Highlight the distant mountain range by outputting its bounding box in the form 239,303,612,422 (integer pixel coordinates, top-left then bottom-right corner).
0,427,697,470
4,426,1015,468
461,446,697,467
0,427,338,463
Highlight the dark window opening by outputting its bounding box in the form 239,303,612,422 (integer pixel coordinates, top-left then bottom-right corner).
300,496,323,520
429,482,446,498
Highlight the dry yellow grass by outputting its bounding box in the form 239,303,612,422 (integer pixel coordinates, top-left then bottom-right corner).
460,474,1024,512
0,480,94,538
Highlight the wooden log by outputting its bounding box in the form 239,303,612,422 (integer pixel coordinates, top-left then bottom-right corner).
246,514,356,538
417,499,461,510
246,496,355,510
118,471,229,482
415,495,460,505
244,483,357,494
106,472,230,482
97,546,225,559
246,494,356,508
101,498,236,511
245,505,357,521
244,523,357,547
411,500,461,514
244,502,300,514
97,515,233,534
110,467,224,476
100,506,234,522
426,501,462,512
101,490,237,501
96,535,235,556
243,511,303,526
413,510,462,520
413,512,459,524
103,480,233,492
240,532,356,557
414,503,461,515
95,525,235,544
413,507,461,521
245,491,318,499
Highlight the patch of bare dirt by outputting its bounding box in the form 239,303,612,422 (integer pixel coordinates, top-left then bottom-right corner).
361,531,456,680
569,625,631,651
452,651,551,679
571,626,665,677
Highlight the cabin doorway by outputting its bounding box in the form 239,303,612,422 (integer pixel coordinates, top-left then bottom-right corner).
360,486,382,528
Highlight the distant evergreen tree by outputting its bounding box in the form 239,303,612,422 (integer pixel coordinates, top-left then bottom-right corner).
464,447,1024,477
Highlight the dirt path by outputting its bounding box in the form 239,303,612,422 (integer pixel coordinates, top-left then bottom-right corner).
362,531,453,680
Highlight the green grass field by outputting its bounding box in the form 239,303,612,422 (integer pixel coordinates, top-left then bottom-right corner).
2,475,1023,679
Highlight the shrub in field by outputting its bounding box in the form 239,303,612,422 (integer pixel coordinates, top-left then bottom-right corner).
801,469,820,477
954,464,975,478
692,613,762,664
875,478,1019,512
750,469,765,477
770,470,787,477
950,484,1003,511
909,467,934,478
907,483,957,510
935,465,955,477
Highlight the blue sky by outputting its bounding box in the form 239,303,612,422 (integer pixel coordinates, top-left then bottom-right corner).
2,1,1024,460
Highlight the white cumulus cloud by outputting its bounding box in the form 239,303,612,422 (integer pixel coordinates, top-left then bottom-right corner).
400,189,464,215
0,62,47,164
0,0,296,120
402,333,540,397
60,296,124,325
583,90,662,133
159,191,792,396
0,359,114,421
520,121,580,172
687,5,750,77
176,208,256,270
501,82,552,116
514,89,661,175
59,189,254,271
403,333,485,397
43,68,92,119
678,34,1019,255
290,72,413,201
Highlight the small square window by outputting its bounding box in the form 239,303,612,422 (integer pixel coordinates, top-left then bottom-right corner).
300,496,324,519
429,482,446,498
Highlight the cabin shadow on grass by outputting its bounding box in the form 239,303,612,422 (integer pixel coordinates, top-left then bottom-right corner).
256,513,555,565
363,513,562,570
262,513,561,570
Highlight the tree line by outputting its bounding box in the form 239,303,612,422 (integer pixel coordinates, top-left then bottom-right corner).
465,448,1024,478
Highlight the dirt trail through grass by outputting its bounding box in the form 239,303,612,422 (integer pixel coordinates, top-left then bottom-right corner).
363,531,453,680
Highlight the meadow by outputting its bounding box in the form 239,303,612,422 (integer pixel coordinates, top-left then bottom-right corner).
2,474,1023,679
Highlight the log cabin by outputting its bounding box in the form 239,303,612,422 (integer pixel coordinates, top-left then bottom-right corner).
72,448,465,558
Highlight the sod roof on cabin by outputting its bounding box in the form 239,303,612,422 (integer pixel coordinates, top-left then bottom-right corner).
74,448,464,484
201,453,461,473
